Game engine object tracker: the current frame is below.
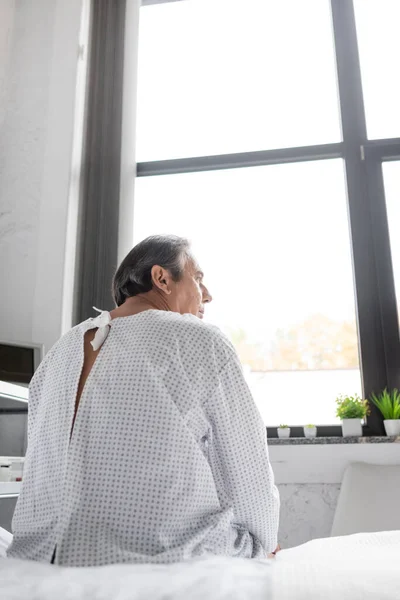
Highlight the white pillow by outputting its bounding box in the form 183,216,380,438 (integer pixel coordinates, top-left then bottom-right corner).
331,462,400,536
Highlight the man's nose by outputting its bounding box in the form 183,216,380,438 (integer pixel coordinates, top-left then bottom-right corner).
202,286,212,304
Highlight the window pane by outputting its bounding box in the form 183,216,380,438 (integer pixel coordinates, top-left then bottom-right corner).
133,160,361,425
136,0,341,161
384,162,400,322
354,0,400,139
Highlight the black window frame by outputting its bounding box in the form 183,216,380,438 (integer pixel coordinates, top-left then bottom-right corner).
77,0,400,437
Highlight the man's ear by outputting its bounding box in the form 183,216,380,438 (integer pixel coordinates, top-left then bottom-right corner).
151,265,172,295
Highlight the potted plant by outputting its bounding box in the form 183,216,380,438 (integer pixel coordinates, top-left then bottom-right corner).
335,394,369,437
303,424,317,439
277,424,290,439
370,389,400,436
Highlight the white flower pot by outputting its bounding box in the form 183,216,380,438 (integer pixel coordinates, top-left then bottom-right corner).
277,428,290,439
384,420,400,436
304,427,317,439
341,419,363,437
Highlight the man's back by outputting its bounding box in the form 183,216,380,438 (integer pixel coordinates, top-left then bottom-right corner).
8,310,279,566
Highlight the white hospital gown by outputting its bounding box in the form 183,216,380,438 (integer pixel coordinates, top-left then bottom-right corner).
7,310,279,566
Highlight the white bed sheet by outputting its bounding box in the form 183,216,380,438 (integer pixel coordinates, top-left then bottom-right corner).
1,530,399,600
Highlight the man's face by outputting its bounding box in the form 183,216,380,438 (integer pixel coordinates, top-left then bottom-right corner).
171,257,212,318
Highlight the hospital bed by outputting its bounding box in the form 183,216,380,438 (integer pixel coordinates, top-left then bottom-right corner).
1,528,399,600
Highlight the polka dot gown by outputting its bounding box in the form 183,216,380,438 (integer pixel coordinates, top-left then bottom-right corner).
7,310,279,566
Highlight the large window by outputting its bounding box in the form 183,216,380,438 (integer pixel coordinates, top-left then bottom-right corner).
136,0,341,160
383,161,400,326
134,160,360,425
354,0,400,139
132,0,400,434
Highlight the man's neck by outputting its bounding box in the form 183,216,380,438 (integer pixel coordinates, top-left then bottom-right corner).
110,290,172,319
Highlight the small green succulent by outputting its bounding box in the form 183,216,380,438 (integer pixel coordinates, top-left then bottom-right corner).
370,389,400,420
335,394,369,419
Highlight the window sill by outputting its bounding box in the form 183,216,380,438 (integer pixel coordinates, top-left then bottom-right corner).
268,435,399,446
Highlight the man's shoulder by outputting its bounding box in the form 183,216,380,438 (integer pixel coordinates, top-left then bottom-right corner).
156,311,236,359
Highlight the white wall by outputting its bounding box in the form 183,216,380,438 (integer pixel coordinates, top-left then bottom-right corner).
118,0,141,264
0,0,85,353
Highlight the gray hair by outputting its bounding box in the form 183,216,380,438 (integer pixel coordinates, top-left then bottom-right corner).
112,235,191,306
